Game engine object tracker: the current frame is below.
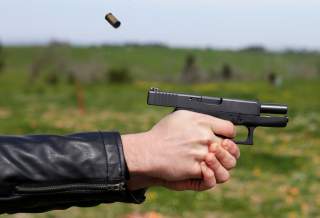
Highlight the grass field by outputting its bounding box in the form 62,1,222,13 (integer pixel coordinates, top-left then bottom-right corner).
3,45,320,81
0,46,319,217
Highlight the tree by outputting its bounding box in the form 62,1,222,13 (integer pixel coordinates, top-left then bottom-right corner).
180,54,204,84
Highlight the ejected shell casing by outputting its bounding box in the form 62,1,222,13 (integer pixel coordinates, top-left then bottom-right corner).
105,13,121,28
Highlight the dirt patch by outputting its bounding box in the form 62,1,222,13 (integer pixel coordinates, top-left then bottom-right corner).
0,107,11,118
123,212,165,218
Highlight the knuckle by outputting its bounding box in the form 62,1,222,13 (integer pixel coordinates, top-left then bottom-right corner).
175,109,190,117
206,158,214,168
194,128,212,142
201,131,213,142
215,145,224,155
207,155,219,169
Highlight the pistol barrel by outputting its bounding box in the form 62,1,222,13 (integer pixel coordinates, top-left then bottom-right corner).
260,104,288,114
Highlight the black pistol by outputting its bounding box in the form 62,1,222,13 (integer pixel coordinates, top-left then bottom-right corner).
147,88,289,145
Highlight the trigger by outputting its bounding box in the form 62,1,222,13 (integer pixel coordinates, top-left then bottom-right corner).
234,126,256,145
246,127,256,145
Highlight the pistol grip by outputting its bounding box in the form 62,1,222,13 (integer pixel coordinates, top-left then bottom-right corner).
174,108,256,145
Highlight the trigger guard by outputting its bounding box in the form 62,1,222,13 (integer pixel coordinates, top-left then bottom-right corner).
234,126,256,145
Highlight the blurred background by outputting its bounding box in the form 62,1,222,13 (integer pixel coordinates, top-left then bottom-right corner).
1,0,320,217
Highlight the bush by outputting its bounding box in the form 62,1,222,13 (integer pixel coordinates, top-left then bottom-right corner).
180,54,205,84
240,45,266,53
221,63,233,80
69,59,106,84
29,41,71,84
107,67,132,83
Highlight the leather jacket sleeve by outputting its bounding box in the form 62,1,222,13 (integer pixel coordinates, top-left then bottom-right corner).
0,132,146,214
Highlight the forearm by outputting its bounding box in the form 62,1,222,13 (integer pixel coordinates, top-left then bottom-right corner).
0,132,146,214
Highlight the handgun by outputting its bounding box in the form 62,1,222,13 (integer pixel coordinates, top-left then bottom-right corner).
147,88,289,145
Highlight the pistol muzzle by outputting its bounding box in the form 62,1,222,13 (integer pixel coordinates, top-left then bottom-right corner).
260,104,288,114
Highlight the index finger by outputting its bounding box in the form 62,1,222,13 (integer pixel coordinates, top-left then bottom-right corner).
196,113,236,138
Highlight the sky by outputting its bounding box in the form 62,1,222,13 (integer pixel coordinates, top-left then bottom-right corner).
1,0,320,50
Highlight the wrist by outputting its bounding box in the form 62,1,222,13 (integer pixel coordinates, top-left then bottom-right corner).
127,176,163,191
121,131,152,178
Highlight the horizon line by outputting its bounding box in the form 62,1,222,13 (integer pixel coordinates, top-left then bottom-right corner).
2,40,320,53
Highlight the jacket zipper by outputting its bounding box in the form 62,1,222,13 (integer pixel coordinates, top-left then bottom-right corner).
16,182,126,193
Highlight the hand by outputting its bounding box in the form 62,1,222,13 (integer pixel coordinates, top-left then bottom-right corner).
126,161,216,191
205,139,240,184
122,110,238,191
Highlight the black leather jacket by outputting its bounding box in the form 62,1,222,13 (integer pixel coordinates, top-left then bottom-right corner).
0,132,146,214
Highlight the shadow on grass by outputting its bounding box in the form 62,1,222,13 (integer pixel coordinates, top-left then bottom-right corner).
237,150,306,174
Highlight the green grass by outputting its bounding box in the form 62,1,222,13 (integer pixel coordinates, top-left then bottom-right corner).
0,46,319,217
